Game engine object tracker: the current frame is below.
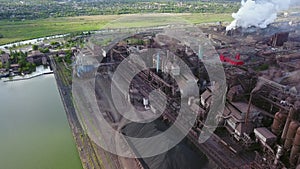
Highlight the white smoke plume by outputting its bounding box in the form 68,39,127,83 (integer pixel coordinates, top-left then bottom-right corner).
226,0,291,31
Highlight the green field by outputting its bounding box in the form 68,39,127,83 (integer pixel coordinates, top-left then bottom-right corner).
0,13,233,45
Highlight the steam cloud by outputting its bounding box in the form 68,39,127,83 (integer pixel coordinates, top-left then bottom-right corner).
226,0,291,31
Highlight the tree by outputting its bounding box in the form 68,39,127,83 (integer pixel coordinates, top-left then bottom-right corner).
39,48,49,53
32,45,38,51
50,41,60,46
65,50,73,64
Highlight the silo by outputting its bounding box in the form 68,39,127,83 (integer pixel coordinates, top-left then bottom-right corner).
290,127,300,166
284,121,299,150
272,111,287,135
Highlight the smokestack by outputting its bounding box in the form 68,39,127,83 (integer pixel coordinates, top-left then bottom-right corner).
156,52,160,73
226,0,291,31
198,45,203,60
251,77,265,93
281,107,296,143
284,121,299,150
274,145,284,165
290,127,300,167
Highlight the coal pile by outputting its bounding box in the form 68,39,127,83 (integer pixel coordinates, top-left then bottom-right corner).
121,119,211,169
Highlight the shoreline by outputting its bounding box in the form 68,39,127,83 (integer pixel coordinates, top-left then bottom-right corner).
3,71,53,82
49,56,101,169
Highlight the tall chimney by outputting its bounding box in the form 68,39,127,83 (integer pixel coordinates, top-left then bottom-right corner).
290,127,300,167
198,45,203,60
281,107,296,143
156,53,160,73
274,145,284,165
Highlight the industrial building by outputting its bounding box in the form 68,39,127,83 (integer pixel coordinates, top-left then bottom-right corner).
74,20,300,169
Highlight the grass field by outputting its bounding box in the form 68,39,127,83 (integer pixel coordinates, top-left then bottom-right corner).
0,13,233,45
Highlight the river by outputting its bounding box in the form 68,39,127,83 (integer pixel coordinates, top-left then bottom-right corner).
0,74,83,169
0,34,68,52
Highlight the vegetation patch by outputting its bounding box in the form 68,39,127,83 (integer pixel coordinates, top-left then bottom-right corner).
0,13,233,45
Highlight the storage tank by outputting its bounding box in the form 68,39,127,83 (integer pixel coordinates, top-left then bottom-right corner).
171,63,180,76
284,121,299,150
76,65,96,77
272,111,287,135
290,127,300,166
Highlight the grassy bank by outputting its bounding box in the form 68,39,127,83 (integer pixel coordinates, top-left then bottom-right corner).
0,13,233,45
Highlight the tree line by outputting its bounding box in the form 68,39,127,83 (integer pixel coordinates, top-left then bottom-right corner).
0,0,240,21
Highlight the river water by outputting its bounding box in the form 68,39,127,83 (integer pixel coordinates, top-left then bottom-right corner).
0,74,82,169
